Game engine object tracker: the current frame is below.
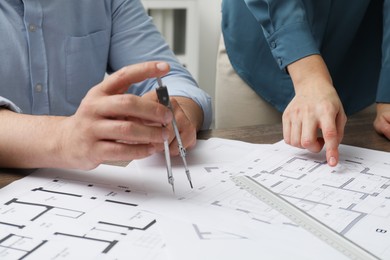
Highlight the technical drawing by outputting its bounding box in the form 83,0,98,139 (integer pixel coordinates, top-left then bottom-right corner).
221,145,390,259
0,233,47,259
0,176,165,260
192,224,247,240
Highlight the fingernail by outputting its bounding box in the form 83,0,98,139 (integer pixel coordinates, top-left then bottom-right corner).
156,62,169,71
329,156,337,166
162,127,169,141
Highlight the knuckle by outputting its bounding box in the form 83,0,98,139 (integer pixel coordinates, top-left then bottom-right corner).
283,132,291,144
301,138,312,148
82,162,99,171
282,112,289,121
82,155,100,171
321,102,337,114
112,143,125,156
119,121,134,136
120,94,136,107
342,113,348,122
78,97,95,115
187,132,197,149
115,67,128,80
323,129,338,139
291,107,302,118
141,62,155,77
291,139,300,147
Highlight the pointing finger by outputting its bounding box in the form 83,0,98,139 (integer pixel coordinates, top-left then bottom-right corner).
321,116,340,167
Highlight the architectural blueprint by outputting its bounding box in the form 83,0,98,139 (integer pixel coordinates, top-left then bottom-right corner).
220,142,390,259
0,165,167,260
0,138,389,259
134,138,346,259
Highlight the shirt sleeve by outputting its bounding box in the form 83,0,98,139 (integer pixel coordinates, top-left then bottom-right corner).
107,0,212,129
243,0,320,70
376,0,390,103
0,96,22,113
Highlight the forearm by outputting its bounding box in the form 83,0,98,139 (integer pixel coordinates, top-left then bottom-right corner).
287,54,333,91
0,109,66,168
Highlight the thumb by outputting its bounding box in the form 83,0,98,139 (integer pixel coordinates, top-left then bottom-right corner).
98,61,170,95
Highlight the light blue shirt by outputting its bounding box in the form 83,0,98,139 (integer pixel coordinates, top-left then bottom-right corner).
0,0,212,129
222,0,390,115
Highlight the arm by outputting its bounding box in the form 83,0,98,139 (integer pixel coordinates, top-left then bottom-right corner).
243,0,345,166
243,0,321,70
108,0,212,131
0,62,173,169
285,55,346,167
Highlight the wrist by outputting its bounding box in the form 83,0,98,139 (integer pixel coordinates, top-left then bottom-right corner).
287,54,333,92
47,116,71,168
174,96,203,131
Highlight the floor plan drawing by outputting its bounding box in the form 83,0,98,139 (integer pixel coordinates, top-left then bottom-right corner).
135,139,346,259
1,139,388,259
0,174,166,260
222,143,390,259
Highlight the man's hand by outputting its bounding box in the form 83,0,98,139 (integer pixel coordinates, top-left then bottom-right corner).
0,61,206,169
374,103,390,139
285,55,347,167
141,91,203,156
57,61,175,169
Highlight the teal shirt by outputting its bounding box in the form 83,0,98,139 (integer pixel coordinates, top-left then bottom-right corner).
222,0,390,115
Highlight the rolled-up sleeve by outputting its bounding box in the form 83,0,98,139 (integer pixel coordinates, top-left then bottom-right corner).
108,0,212,129
377,0,390,103
152,77,212,130
243,0,320,69
0,96,22,113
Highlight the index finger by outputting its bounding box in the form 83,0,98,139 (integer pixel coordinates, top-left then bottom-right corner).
99,61,170,95
321,115,342,167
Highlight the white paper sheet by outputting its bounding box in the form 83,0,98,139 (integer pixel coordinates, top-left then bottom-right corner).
1,138,387,259
0,164,167,259
223,142,390,259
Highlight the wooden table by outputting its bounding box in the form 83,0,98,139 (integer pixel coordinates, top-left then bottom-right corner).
198,113,390,152
1,113,388,188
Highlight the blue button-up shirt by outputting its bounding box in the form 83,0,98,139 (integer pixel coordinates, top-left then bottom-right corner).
0,0,212,129
222,0,390,115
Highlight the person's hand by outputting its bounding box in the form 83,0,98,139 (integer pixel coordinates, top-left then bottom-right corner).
141,91,203,156
374,103,390,139
57,61,174,170
285,55,347,167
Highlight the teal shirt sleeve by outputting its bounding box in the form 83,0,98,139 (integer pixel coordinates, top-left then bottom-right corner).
243,0,321,70
377,0,390,104
222,0,382,115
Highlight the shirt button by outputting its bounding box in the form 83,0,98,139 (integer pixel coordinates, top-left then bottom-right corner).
28,24,37,32
270,41,277,49
277,58,283,66
35,84,43,92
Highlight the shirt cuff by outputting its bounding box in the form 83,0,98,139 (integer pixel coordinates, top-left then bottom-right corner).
0,97,22,113
266,22,320,69
155,77,212,130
